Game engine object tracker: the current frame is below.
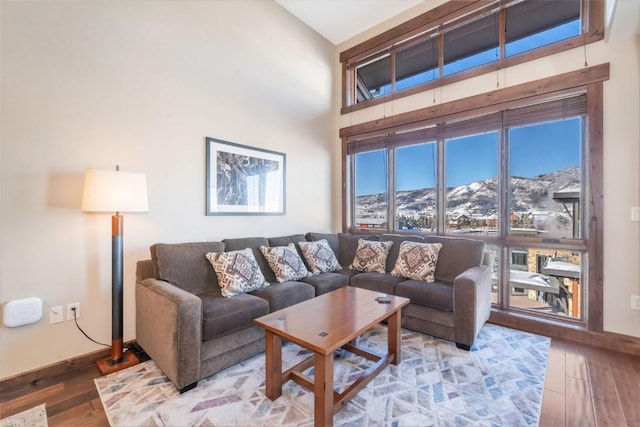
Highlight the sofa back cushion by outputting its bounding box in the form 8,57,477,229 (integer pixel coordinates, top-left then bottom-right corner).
268,234,307,263
423,235,485,283
223,237,275,282
380,234,426,272
268,234,307,248
150,242,225,295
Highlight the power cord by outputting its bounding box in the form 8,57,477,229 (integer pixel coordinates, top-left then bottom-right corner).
69,306,149,360
70,307,109,348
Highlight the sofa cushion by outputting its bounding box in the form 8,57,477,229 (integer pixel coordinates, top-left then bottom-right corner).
350,239,393,274
334,267,362,280
391,241,443,282
396,279,454,312
259,244,311,283
268,234,307,248
199,292,269,341
298,239,340,274
251,281,315,312
223,237,275,282
423,236,485,283
337,233,379,267
380,234,426,273
268,234,307,261
151,242,225,295
206,248,268,298
350,272,405,296
300,272,350,296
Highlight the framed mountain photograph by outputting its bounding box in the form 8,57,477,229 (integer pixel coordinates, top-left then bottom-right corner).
206,137,286,215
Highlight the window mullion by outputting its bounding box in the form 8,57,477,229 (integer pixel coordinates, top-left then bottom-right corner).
499,6,506,60
436,132,445,233
388,148,396,232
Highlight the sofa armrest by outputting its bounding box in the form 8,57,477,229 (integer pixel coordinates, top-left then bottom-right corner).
452,265,492,347
136,278,202,390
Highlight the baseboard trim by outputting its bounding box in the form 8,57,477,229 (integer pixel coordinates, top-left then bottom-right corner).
0,341,136,401
489,310,640,356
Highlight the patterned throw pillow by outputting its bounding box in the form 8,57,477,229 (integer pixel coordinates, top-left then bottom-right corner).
205,248,268,297
259,244,311,283
298,239,340,274
350,239,393,273
391,241,443,282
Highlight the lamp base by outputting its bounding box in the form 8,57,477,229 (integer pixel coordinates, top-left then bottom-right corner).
96,350,140,375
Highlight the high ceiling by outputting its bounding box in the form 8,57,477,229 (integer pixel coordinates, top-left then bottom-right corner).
275,0,639,46
274,0,424,45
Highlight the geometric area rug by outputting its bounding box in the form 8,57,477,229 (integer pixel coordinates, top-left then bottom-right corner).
95,324,550,427
0,404,47,427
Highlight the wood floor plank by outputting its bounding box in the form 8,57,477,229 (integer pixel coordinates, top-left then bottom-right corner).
565,349,589,381
0,383,64,419
607,351,640,378
565,376,595,427
583,344,612,369
588,364,616,401
592,393,627,427
545,349,566,394
540,388,565,427
47,398,109,427
611,366,640,426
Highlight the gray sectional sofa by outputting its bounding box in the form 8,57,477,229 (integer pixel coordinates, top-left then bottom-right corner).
135,232,492,392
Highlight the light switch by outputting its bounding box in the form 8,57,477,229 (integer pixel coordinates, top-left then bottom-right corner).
632,207,640,222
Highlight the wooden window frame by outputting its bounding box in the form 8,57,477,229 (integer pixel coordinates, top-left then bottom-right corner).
340,0,604,114
340,64,609,339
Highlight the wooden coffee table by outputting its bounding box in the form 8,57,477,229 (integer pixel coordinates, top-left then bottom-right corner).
254,286,410,427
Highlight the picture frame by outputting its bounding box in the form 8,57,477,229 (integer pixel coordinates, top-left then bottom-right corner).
206,137,286,215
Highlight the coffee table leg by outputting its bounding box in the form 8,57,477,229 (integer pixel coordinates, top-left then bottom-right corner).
265,331,282,399
314,351,334,427
388,310,402,365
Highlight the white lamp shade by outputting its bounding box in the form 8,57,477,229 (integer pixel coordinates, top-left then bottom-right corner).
82,169,149,213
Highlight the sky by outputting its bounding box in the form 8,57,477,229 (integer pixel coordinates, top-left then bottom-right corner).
356,117,582,196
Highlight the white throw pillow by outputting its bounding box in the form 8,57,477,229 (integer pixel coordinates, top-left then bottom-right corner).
350,239,393,273
260,244,311,283
206,248,268,297
391,241,443,282
298,239,340,274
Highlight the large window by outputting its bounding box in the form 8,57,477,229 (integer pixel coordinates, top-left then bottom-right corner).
342,66,607,326
341,0,603,113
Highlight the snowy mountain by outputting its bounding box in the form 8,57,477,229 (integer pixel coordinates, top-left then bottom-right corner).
356,167,580,221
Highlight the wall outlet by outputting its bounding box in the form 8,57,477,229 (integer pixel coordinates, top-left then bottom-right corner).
631,295,640,311
49,305,63,324
66,303,80,320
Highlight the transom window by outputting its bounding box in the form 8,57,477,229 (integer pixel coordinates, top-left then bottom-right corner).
341,0,602,113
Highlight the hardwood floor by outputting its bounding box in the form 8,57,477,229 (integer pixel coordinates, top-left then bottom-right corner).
1,337,638,426
540,338,640,426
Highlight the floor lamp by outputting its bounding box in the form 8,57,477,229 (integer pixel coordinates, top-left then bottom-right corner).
82,166,149,375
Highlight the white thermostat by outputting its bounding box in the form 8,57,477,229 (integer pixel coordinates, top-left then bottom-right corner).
3,297,43,327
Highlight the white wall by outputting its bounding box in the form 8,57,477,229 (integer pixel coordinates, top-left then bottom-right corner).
335,1,640,338
0,0,336,378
